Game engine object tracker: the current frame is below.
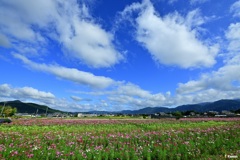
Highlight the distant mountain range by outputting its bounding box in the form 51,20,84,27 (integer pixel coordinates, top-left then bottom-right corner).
1,99,240,114
0,100,63,114
89,99,240,114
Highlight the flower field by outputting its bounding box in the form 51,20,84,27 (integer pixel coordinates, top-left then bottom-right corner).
0,118,240,160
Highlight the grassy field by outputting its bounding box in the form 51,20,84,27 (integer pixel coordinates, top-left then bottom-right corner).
0,118,240,159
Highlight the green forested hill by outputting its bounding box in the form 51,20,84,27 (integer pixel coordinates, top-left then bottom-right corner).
0,100,63,114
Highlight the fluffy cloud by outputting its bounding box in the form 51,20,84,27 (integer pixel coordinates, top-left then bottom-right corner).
175,54,240,105
167,20,240,104
0,83,55,103
121,0,218,68
70,95,92,102
103,83,168,109
116,83,151,98
0,83,93,112
0,0,122,68
70,96,83,102
71,82,169,109
170,11,240,105
226,23,240,52
177,62,240,93
0,34,11,47
172,88,240,105
0,0,51,43
230,0,240,18
14,54,115,89
64,21,123,68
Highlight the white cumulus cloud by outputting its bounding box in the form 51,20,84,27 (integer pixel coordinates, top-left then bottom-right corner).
106,83,168,109
176,54,240,104
0,0,122,68
120,0,218,68
168,18,240,105
230,0,240,18
226,23,240,52
64,20,123,68
13,54,115,89
0,83,55,103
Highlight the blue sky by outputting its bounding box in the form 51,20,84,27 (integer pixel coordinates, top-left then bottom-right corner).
0,0,240,112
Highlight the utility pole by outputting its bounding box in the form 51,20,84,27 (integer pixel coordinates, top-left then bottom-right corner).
36,109,38,117
45,106,48,117
1,102,6,117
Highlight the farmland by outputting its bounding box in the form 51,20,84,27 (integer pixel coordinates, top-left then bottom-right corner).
0,118,240,159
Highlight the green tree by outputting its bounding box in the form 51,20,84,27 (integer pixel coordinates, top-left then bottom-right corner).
173,111,183,120
0,105,17,117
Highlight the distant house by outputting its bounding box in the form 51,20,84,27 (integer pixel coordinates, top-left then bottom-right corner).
159,112,167,116
47,114,54,118
221,110,235,116
189,112,196,116
15,113,33,117
150,112,172,119
215,114,227,117
52,112,62,117
77,113,97,117
214,110,235,117
204,111,220,117
208,111,219,115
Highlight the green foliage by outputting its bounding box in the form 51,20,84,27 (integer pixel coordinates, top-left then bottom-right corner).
235,108,240,113
0,105,17,117
173,111,183,119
